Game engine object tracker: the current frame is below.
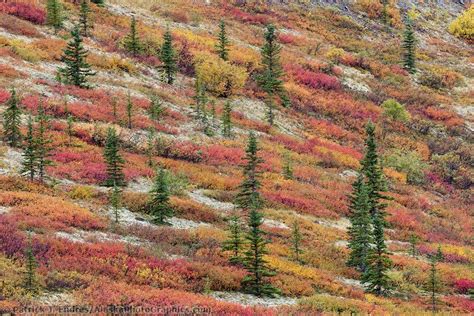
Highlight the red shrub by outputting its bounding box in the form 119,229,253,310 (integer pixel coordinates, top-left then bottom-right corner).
289,65,341,90
278,33,297,45
0,88,11,104
204,145,244,166
0,2,46,24
453,279,474,294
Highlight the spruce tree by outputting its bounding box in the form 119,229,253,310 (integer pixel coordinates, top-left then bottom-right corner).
282,151,293,180
146,127,155,167
347,175,372,272
291,220,303,263
242,200,280,297
148,95,164,121
90,0,104,6
66,114,74,146
221,101,233,138
148,168,173,224
427,254,440,312
79,0,91,37
60,25,95,88
23,232,39,295
222,213,244,265
126,92,133,129
46,0,63,33
159,28,177,84
21,116,37,181
362,211,392,295
215,19,230,61
109,184,121,224
402,15,416,74
235,132,263,211
360,121,392,295
103,127,125,187
123,16,142,56
258,24,290,109
35,105,52,182
408,234,419,257
2,88,22,147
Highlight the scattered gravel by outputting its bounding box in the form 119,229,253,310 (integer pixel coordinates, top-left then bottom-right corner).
339,169,358,179
168,217,210,230
336,277,363,289
0,206,10,214
0,146,23,175
316,217,351,231
209,291,297,307
55,229,146,246
263,218,289,230
35,292,76,306
334,240,348,247
188,190,235,212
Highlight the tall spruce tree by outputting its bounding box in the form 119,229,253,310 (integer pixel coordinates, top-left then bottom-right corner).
222,213,244,264
79,0,91,37
160,28,177,84
35,105,52,182
221,101,233,138
21,116,37,181
148,168,173,224
103,127,125,187
23,232,39,295
235,132,263,211
347,174,372,272
123,16,142,56
60,25,95,88
360,121,392,295
402,15,416,74
2,88,22,147
258,24,290,110
215,20,230,61
46,0,63,33
362,210,392,295
242,199,280,297
291,220,303,263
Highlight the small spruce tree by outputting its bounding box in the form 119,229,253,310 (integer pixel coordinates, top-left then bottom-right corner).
427,253,441,312
148,95,164,120
215,19,230,61
123,16,142,56
126,92,133,129
221,101,233,138
408,234,419,258
79,0,91,37
2,88,22,147
402,15,416,74
103,127,126,187
235,132,263,211
46,0,63,33
222,213,244,265
146,127,155,167
148,168,173,224
35,105,53,182
60,25,95,88
160,28,178,84
258,24,290,109
23,232,39,295
21,116,37,181
291,220,303,263
282,151,293,180
347,174,372,272
66,114,74,146
242,199,280,297
109,184,121,224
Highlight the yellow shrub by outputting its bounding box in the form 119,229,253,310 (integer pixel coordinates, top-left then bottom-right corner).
325,47,345,63
354,0,383,18
449,5,474,41
87,53,137,74
194,52,248,97
69,185,95,200
0,37,45,63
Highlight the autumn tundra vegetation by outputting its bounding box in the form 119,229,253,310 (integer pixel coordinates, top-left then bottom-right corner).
0,0,473,314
